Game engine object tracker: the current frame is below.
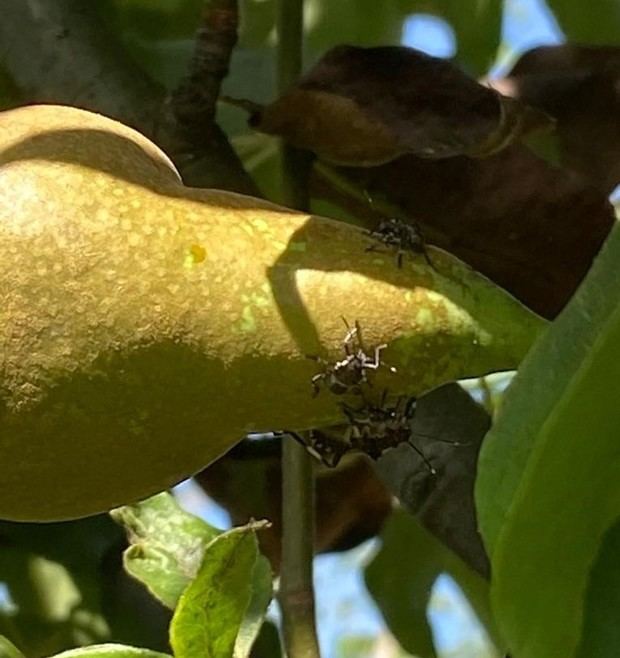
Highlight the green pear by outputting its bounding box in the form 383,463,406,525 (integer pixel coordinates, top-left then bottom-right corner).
0,104,545,521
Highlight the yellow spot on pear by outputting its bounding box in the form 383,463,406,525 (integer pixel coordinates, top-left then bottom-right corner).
183,243,207,268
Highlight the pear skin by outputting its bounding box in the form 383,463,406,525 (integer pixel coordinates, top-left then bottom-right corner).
0,105,545,520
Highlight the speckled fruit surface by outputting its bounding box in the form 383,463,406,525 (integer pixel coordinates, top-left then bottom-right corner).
0,105,544,521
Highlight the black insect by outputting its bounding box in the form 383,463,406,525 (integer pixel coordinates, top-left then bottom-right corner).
272,429,349,468
366,218,435,270
282,393,434,470
302,428,350,468
340,393,437,473
308,319,394,397
363,189,435,270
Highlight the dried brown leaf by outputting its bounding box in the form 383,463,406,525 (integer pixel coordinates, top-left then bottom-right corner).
493,44,620,195
251,45,551,166
315,146,614,318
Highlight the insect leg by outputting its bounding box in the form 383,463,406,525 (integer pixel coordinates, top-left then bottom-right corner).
310,375,323,398
340,317,360,356
276,430,307,447
422,248,438,272
365,343,386,370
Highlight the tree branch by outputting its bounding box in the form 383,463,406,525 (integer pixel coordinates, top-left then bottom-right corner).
156,0,259,194
169,0,239,126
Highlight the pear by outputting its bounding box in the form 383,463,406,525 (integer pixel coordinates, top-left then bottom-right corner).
0,104,545,521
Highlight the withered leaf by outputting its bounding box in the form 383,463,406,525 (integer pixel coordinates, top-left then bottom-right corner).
375,383,491,578
250,45,551,166
314,145,614,318
493,44,620,195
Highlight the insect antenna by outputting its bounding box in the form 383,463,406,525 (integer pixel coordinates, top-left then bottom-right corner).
404,441,437,476
409,428,470,447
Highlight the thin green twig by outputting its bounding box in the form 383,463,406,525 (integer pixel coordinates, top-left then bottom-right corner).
276,1,321,657
280,438,320,658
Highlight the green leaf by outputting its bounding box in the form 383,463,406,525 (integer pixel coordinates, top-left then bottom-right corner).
102,0,204,41
49,644,171,658
0,515,171,652
169,521,271,658
233,556,273,658
336,636,386,658
576,516,620,658
365,509,498,658
0,636,25,658
0,517,121,653
306,0,406,55
110,492,221,610
546,0,620,44
476,219,620,658
0,548,81,622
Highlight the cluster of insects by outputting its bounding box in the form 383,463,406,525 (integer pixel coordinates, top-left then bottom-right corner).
340,394,434,469
292,393,435,471
274,197,448,467
278,319,457,472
